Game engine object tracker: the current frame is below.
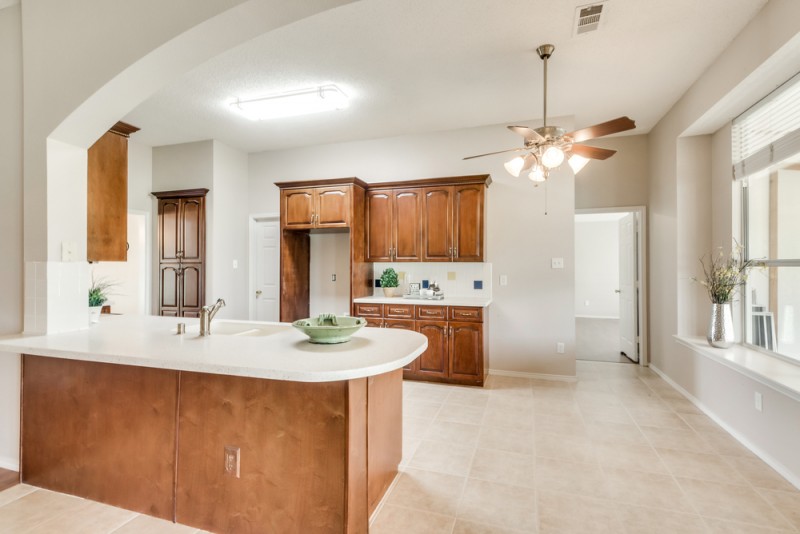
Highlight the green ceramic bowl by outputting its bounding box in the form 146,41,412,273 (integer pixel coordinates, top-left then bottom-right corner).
292,314,367,344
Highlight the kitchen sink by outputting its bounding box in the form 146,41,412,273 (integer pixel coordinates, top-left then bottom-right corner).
184,321,290,337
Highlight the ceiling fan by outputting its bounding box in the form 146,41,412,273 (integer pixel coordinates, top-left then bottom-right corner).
464,44,636,182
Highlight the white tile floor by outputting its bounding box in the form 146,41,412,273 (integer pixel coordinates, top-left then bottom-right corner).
1,361,798,533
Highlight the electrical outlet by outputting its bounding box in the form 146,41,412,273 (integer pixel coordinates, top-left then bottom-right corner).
585,300,590,307
499,275,508,286
551,257,564,269
398,271,406,281
232,259,238,269
557,342,565,354
331,274,336,282
447,271,457,281
754,392,763,412
224,446,240,478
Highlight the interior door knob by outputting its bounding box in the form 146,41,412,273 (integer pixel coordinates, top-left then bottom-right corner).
256,290,263,297
615,289,621,294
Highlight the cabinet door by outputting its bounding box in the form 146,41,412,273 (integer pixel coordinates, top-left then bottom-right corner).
366,190,393,261
393,189,422,261
87,131,128,262
281,189,315,228
385,319,418,372
363,317,383,328
449,321,483,382
180,265,204,314
159,199,181,262
181,198,204,262
159,265,180,315
453,184,484,261
315,186,350,227
422,186,453,261
415,321,449,378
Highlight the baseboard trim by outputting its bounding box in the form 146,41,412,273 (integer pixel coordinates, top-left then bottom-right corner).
0,456,19,472
650,364,800,490
488,369,577,382
575,315,620,320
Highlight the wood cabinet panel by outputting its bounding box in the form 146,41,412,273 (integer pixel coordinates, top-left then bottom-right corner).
181,198,204,261
449,306,483,322
87,130,128,262
422,186,453,261
22,356,177,520
282,188,315,228
415,321,449,378
393,189,422,261
363,317,383,328
354,303,383,317
159,200,180,262
449,321,483,382
366,191,392,261
384,304,414,319
417,305,446,320
180,265,203,312
453,184,484,262
316,186,350,227
159,265,179,310
366,370,402,516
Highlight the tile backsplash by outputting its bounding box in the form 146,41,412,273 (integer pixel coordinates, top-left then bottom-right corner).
372,262,492,298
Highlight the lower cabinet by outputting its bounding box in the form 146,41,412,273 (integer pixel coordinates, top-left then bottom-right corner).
354,302,486,386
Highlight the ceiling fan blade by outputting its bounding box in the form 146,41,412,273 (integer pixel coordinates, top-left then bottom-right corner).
567,116,636,143
507,125,545,143
463,147,527,160
570,144,617,160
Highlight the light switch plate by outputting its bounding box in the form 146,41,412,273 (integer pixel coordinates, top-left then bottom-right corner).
499,275,508,286
61,241,77,262
447,271,456,281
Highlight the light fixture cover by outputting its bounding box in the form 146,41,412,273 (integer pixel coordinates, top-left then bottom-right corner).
568,154,590,174
504,156,525,177
529,166,546,182
231,84,349,120
541,146,565,169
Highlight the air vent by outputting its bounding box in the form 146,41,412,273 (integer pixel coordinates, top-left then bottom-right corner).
574,2,606,35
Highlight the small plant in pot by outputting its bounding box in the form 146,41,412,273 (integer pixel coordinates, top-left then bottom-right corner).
88,276,115,324
380,268,399,297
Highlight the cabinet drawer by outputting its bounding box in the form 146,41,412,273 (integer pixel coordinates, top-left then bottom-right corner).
416,305,446,320
449,306,483,323
363,317,383,328
385,304,414,319
384,319,415,330
354,303,384,317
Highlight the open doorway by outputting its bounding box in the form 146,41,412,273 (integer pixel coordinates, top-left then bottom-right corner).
575,207,647,365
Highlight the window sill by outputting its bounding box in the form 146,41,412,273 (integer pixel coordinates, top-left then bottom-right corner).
673,335,800,402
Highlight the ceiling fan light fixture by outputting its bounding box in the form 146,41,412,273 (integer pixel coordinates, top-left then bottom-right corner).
529,165,546,182
541,146,565,169
568,154,590,174
504,156,526,177
230,84,348,121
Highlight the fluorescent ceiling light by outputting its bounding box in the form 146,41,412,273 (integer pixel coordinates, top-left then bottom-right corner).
231,84,349,121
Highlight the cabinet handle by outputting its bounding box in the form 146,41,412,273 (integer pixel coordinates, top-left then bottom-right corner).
449,326,453,337
454,247,458,258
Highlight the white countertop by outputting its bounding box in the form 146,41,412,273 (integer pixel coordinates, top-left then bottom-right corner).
0,315,428,383
353,295,492,307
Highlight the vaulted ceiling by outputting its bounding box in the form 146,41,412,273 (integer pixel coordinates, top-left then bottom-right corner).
124,0,768,153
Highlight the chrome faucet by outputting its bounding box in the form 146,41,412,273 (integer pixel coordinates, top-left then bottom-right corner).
199,298,226,336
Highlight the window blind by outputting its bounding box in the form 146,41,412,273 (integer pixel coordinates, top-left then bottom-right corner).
732,71,800,180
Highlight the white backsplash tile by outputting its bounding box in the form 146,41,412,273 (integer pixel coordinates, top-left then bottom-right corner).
373,262,492,298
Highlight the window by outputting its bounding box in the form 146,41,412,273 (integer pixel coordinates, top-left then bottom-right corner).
736,73,800,363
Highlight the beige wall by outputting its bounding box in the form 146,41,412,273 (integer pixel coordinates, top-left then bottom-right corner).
648,0,800,485
575,134,649,210
0,4,22,471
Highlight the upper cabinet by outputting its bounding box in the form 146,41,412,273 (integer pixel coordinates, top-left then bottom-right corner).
281,184,353,229
366,188,423,262
366,176,489,263
421,183,485,262
87,121,139,262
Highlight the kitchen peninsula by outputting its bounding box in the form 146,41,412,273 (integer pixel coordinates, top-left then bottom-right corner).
0,315,427,533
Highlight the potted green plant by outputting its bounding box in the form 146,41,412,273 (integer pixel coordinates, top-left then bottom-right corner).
380,268,399,297
88,276,115,324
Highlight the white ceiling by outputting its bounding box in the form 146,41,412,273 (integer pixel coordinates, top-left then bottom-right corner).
124,0,768,153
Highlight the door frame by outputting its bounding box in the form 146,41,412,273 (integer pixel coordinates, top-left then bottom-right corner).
249,213,280,321
575,206,649,367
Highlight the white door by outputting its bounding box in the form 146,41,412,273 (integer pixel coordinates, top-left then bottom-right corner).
619,213,639,362
254,219,280,322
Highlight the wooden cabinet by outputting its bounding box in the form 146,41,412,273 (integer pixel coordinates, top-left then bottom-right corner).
87,121,139,262
281,185,351,229
153,189,208,317
366,188,422,262
422,183,485,262
353,302,487,386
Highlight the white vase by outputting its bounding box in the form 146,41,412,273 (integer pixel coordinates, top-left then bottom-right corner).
89,306,102,324
382,287,396,297
707,303,734,348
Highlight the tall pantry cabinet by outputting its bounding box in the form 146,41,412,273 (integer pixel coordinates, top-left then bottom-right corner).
152,189,209,317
